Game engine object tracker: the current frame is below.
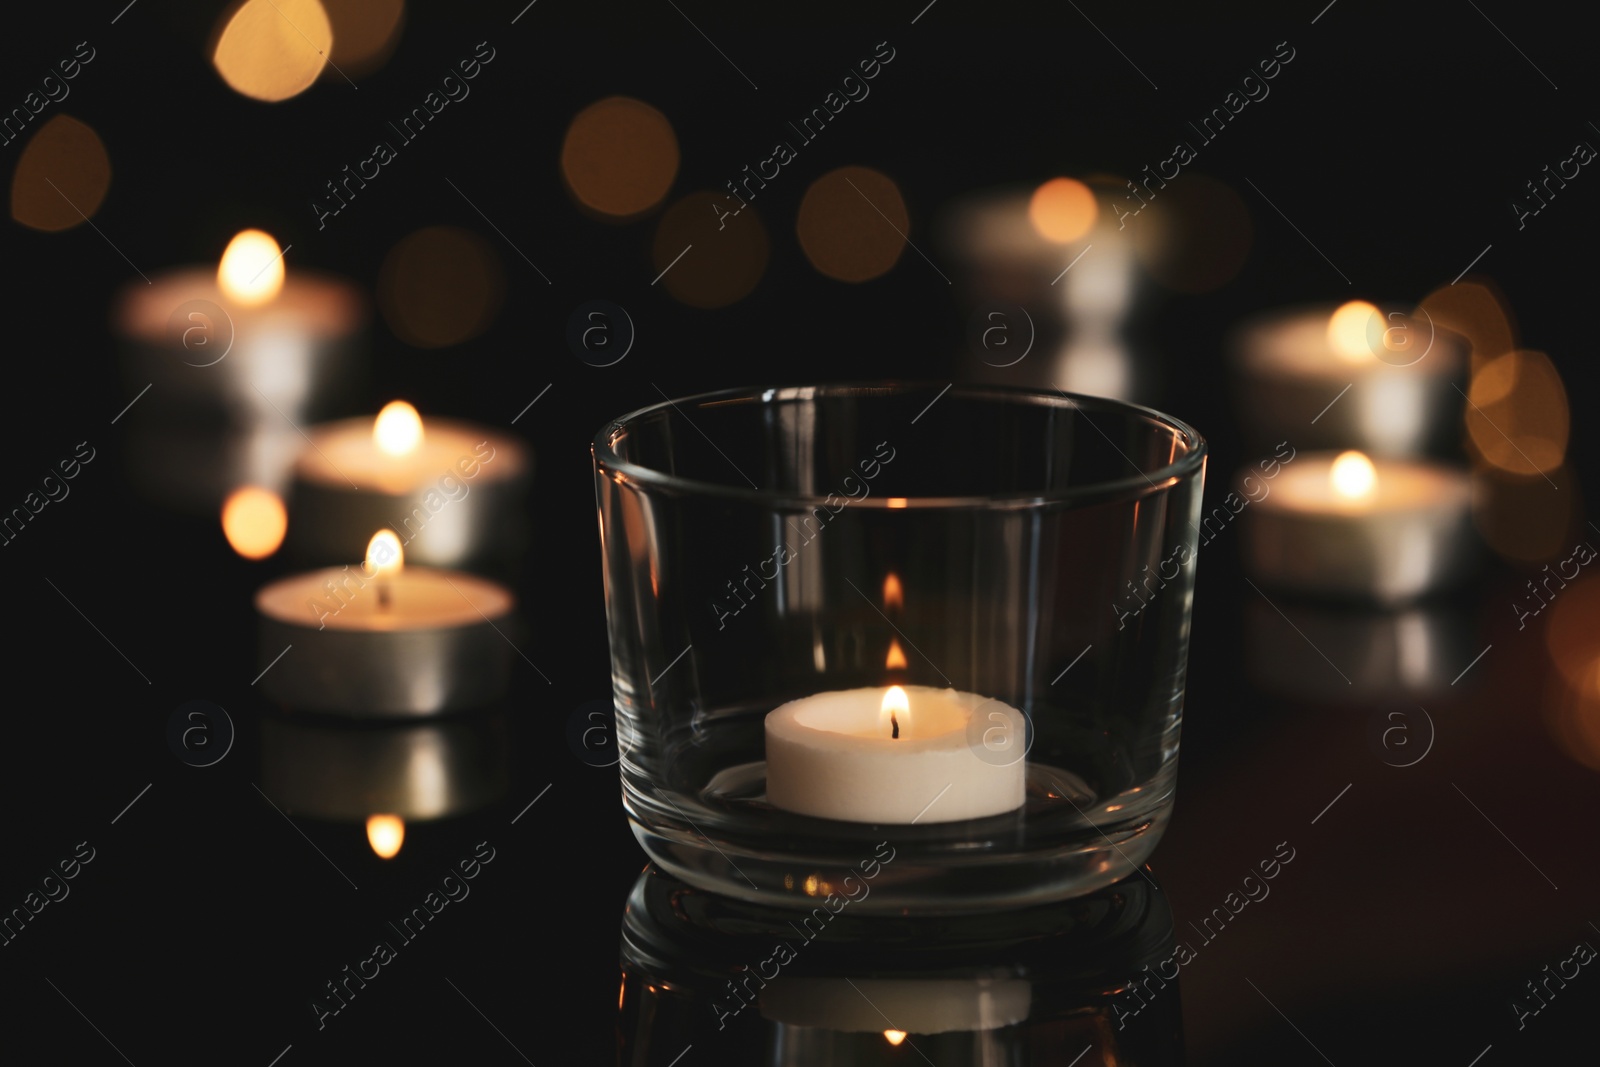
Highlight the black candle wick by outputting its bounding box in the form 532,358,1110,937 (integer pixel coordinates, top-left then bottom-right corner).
891,711,899,740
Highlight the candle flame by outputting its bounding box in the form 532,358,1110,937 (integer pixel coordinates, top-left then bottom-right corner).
886,497,909,509
374,400,425,457
220,486,286,560
217,229,286,307
366,814,404,859
882,572,904,611
366,529,404,576
1028,177,1098,243
884,1030,908,1046
885,638,908,670
1329,450,1377,501
882,685,909,740
1327,300,1381,363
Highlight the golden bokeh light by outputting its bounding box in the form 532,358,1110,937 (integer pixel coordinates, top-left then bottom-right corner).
652,191,768,309
796,165,909,283
1417,280,1516,372
1544,575,1600,691
882,573,903,611
320,0,406,80
366,814,405,859
212,0,333,103
378,226,504,347
1465,350,1568,476
373,400,424,457
1471,466,1578,563
886,639,908,670
1544,660,1600,774
10,115,111,232
1028,177,1098,243
1327,300,1381,362
220,486,288,560
1129,174,1252,294
1329,451,1377,501
561,97,680,219
218,229,286,307
884,1030,908,1046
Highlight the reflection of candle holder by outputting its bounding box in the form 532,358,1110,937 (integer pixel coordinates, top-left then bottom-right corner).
619,863,1183,1065
593,385,1207,912
1244,596,1476,699
259,711,510,821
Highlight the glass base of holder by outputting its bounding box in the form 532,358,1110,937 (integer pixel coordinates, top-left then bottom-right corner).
625,760,1177,916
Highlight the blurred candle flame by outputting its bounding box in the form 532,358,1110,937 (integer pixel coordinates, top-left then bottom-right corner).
218,229,286,307
886,639,908,670
1330,451,1377,501
366,814,404,859
884,1030,908,1046
883,573,904,611
373,400,424,457
1327,300,1380,363
366,529,404,575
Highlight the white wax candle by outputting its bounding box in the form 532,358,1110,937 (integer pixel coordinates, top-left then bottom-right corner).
761,977,1031,1033
765,685,1026,824
256,566,512,631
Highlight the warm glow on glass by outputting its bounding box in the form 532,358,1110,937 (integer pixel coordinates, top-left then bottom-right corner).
1327,300,1380,362
1028,177,1097,243
373,400,424,457
883,573,904,611
366,530,404,576
884,1030,908,1046
881,685,909,739
1329,451,1377,501
221,486,287,560
218,230,286,307
886,497,909,508
366,814,404,859
212,0,333,102
886,639,908,670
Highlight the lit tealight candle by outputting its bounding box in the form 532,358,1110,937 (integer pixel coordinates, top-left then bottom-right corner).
366,814,405,859
286,401,530,567
1240,450,1474,603
1230,301,1466,456
255,529,516,716
765,685,1027,823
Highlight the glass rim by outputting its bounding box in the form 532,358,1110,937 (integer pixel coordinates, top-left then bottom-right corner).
592,382,1207,509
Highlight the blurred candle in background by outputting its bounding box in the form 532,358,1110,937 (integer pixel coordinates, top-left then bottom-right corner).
113,229,365,513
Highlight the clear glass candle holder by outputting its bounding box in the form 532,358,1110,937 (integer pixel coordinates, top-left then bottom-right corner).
593,384,1206,913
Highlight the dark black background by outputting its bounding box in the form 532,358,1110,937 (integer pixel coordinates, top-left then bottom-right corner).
1,1,1596,1064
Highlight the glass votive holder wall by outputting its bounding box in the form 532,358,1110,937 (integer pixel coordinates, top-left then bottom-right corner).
593,385,1206,913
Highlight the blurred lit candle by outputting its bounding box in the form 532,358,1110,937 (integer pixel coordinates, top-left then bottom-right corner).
764,684,1026,823
1230,300,1466,457
286,400,530,568
1240,450,1474,603
113,230,365,510
255,530,516,716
